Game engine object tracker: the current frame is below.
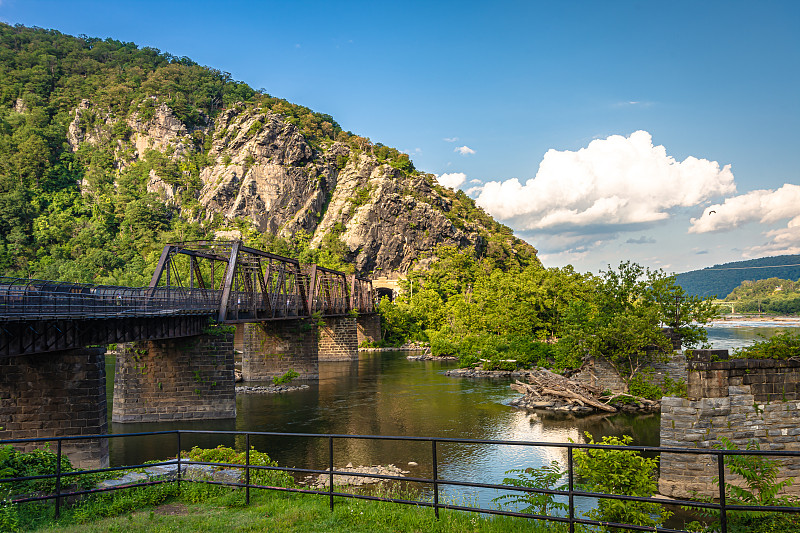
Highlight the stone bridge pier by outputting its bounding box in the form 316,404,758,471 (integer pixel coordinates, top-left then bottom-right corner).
112,333,236,423
238,320,320,381
238,314,380,380
0,347,109,469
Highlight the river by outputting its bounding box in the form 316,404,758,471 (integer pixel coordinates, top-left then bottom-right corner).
104,322,798,510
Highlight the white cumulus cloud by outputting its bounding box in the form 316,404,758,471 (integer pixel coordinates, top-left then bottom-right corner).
437,172,467,189
455,145,475,155
475,130,735,234
443,137,459,142
689,184,800,256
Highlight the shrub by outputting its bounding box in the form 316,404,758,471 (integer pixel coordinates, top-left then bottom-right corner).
0,444,98,496
273,369,299,385
181,445,293,488
573,433,671,532
733,331,800,360
686,437,798,533
492,461,568,517
627,371,663,400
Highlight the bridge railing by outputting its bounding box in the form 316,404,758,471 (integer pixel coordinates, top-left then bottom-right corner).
0,277,220,319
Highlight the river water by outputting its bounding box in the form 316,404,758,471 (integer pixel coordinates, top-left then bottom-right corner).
104,323,798,510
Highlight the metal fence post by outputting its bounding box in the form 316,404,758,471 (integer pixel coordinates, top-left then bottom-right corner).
567,446,574,533
718,450,727,533
328,436,334,511
176,431,182,491
246,434,251,505
432,440,439,519
54,439,62,519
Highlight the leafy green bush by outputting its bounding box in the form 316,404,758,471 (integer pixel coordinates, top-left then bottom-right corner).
246,120,263,136
662,376,687,397
181,445,294,488
574,434,671,532
441,332,555,370
272,369,299,385
0,444,98,496
733,331,800,359
627,371,663,400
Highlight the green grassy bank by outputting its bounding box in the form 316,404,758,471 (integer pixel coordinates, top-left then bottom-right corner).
22,485,559,533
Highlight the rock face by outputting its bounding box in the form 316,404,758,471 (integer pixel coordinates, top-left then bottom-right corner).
68,100,537,276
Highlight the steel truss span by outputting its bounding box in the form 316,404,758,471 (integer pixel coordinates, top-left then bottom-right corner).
0,240,376,356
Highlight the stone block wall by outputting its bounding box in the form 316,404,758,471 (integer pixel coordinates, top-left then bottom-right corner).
356,314,382,346
659,351,800,498
0,347,109,469
573,357,628,392
239,321,319,381
318,316,358,361
112,333,236,423
651,351,688,388
573,352,687,394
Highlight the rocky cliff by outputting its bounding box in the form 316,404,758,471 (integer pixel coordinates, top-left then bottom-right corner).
66,98,537,277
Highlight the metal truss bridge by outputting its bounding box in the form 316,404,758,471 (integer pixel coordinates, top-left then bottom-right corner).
0,241,376,357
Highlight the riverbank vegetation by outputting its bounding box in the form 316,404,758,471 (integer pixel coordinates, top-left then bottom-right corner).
731,330,800,359
380,247,717,391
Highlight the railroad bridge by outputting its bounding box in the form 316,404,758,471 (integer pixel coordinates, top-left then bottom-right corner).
0,241,381,467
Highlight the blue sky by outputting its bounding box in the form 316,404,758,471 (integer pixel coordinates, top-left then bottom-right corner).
1,0,798,275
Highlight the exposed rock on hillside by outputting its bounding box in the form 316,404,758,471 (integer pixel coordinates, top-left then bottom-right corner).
68,99,537,276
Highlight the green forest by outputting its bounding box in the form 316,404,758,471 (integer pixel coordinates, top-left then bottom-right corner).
675,255,800,299
1,23,515,284
0,23,530,285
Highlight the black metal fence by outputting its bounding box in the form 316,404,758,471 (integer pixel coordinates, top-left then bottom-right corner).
2,430,800,532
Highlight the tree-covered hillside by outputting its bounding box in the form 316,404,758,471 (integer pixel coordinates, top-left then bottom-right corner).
0,23,535,284
674,255,800,299
723,277,800,314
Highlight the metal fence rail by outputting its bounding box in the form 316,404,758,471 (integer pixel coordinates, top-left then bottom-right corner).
2,430,800,532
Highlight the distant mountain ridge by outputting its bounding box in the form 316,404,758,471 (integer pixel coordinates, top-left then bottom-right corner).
675,255,800,298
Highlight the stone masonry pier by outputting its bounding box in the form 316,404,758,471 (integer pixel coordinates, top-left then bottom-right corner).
659,350,800,498
318,316,358,361
112,333,236,423
356,314,382,346
0,347,109,469
239,321,319,381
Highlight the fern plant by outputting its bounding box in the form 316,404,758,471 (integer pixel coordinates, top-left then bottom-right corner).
685,437,799,533
492,461,568,517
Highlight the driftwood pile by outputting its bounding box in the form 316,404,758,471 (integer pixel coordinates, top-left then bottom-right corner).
509,368,659,413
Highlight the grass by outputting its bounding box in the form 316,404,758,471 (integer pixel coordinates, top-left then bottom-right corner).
21,483,564,533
